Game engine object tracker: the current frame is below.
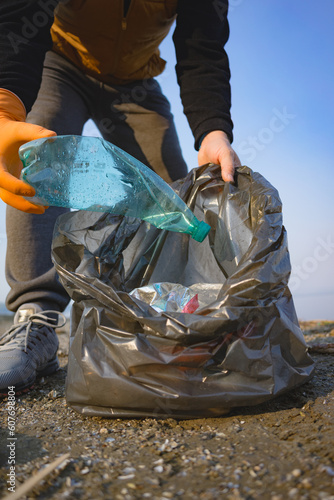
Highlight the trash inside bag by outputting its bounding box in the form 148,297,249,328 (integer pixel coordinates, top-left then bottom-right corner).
52,164,315,418
129,283,201,313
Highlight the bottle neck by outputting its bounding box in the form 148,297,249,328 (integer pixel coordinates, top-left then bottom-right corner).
191,220,211,242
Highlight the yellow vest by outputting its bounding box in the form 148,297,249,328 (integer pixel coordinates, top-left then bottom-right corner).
51,0,178,84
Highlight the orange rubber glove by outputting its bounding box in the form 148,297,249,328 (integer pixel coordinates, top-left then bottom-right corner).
0,89,56,214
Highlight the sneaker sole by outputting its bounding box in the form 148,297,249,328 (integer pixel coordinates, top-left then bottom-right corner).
0,356,60,397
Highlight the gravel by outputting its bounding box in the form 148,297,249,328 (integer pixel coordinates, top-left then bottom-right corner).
0,318,333,500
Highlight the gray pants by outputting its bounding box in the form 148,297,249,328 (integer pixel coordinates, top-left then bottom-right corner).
6,51,188,312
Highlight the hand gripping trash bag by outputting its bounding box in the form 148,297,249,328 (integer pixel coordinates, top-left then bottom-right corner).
52,164,315,418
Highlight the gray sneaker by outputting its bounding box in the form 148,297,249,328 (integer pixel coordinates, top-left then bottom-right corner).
0,304,66,396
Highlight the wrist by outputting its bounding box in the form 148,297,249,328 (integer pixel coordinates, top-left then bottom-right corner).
199,130,230,149
205,130,230,142
0,89,26,122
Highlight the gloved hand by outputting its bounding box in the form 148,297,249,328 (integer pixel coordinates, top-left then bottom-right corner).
198,130,241,183
0,89,56,213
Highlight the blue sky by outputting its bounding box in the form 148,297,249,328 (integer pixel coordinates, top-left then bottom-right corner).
0,0,333,319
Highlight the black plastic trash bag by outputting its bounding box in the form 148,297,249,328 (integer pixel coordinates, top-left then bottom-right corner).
52,164,315,418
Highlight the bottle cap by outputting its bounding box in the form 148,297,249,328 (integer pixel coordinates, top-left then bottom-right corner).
191,220,211,242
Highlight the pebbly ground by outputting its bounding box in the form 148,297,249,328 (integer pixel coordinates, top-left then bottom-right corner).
0,317,333,500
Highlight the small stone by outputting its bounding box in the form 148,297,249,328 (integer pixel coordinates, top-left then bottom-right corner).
291,468,302,478
159,439,169,451
288,488,299,498
321,465,334,476
234,468,242,480
127,483,137,489
153,458,164,465
123,467,136,474
105,437,115,443
215,432,226,438
153,465,164,473
300,478,313,489
226,482,235,489
118,474,135,480
146,477,159,485
81,468,89,475
100,427,108,434
48,389,59,399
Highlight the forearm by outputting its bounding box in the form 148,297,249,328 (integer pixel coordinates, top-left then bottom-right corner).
173,0,233,149
0,0,57,112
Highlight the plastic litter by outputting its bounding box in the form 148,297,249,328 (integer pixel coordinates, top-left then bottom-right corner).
51,163,315,418
129,283,201,313
19,135,210,242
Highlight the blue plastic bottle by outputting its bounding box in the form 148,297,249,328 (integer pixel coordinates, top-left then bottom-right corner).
19,135,210,242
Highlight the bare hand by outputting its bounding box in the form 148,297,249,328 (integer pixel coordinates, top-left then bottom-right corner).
198,130,241,182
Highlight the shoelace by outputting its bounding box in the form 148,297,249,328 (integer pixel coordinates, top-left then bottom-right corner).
0,311,67,353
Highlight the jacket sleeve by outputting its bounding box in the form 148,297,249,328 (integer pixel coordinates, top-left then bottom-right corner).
0,0,58,113
173,0,233,149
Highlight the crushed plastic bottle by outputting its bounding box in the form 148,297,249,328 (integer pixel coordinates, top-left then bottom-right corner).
19,135,210,242
130,283,201,313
